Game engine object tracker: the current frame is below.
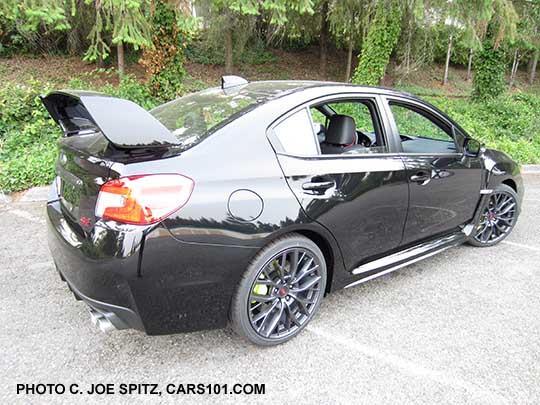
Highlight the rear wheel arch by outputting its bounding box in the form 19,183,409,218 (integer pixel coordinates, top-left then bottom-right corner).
295,229,334,294
255,227,340,294
230,232,327,345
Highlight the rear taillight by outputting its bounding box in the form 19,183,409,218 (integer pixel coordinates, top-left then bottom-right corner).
95,174,194,225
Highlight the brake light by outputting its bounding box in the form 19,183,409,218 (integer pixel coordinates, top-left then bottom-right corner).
95,174,194,225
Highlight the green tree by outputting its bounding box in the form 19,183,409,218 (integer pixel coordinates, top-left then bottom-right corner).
328,0,374,81
352,0,402,86
84,0,151,75
472,0,518,100
399,0,424,76
513,0,540,85
196,0,313,74
438,0,489,86
0,0,70,53
140,0,198,100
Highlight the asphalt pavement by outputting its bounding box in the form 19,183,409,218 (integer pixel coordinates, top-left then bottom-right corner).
1,175,539,404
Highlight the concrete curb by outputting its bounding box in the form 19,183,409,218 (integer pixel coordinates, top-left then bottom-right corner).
0,193,11,204
522,165,540,174
18,186,50,202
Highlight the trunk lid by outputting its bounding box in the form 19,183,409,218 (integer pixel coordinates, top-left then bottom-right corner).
53,133,112,230
42,90,179,231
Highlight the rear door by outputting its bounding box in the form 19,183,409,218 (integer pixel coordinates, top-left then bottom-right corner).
268,94,409,270
382,96,483,245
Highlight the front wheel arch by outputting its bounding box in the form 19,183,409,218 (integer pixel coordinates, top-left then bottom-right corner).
501,178,517,193
468,183,519,247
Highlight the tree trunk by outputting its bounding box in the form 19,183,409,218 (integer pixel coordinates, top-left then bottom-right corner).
67,31,78,56
345,36,353,82
509,49,518,88
319,0,329,79
224,24,233,74
117,41,125,76
404,10,413,75
97,42,105,68
443,33,453,86
529,50,539,85
467,48,473,81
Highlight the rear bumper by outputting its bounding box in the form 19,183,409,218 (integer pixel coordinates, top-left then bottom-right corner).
47,199,146,331
47,199,258,335
58,269,143,331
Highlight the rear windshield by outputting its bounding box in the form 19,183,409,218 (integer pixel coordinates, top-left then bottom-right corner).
150,87,263,149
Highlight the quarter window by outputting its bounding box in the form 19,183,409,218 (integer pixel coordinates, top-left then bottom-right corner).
390,103,457,154
273,108,319,156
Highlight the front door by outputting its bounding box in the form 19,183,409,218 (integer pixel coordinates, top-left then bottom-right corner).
384,98,483,245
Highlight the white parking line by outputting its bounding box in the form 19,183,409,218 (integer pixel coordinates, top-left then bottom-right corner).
306,325,507,403
524,198,540,203
501,240,540,253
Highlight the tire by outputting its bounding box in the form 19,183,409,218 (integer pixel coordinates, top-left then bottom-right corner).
230,233,327,346
468,183,519,247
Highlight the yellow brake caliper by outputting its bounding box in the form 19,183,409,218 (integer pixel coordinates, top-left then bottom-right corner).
251,272,269,304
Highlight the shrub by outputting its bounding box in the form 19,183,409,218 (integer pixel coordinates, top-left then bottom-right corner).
0,80,59,192
352,0,402,86
239,44,276,65
472,44,507,101
186,39,276,66
429,94,540,163
0,75,161,193
139,2,198,102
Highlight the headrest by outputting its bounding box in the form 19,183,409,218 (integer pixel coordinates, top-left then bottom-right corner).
325,114,356,145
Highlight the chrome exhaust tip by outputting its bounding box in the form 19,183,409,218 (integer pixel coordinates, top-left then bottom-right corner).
89,309,117,333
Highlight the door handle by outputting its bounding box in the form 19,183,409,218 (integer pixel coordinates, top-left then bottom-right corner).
302,180,335,192
410,171,431,185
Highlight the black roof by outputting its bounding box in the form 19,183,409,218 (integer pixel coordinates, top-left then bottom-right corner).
220,79,421,104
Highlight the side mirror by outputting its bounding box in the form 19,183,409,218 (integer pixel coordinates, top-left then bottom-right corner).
463,138,482,157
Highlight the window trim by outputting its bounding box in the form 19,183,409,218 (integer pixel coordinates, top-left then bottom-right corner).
267,93,394,159
267,107,321,157
383,96,464,156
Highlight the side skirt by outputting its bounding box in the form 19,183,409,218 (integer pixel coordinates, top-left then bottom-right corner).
344,224,474,289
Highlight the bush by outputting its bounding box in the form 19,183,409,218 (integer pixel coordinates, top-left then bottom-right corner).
186,39,276,66
186,40,224,65
0,75,162,193
238,44,275,65
472,44,507,101
0,80,59,192
429,93,540,163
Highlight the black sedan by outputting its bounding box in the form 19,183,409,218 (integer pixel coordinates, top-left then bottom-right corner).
42,77,523,345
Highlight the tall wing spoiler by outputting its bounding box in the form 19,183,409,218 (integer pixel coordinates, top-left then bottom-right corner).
40,90,179,149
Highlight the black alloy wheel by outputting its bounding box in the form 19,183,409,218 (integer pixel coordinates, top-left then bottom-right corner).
231,234,327,345
469,184,519,247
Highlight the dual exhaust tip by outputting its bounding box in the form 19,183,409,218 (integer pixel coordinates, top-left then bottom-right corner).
89,309,117,333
